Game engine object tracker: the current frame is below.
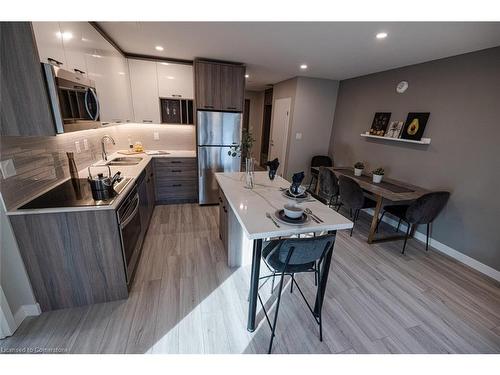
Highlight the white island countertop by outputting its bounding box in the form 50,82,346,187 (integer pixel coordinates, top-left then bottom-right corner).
215,172,353,240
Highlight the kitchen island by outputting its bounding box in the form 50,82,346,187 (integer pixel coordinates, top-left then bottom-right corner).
215,171,353,332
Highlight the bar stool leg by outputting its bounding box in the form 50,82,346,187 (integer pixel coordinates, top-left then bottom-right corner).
268,271,286,354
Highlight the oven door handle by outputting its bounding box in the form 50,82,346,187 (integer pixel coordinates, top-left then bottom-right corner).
120,194,140,229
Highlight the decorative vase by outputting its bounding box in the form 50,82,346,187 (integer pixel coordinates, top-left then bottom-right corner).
244,157,254,189
372,174,383,183
354,168,363,176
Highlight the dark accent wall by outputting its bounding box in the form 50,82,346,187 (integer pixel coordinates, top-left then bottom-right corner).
329,46,500,271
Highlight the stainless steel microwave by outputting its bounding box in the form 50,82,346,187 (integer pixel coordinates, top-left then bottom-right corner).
42,63,101,134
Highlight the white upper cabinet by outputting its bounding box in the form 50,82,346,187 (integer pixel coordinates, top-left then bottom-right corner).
58,22,89,75
32,22,67,67
157,62,194,99
128,59,161,124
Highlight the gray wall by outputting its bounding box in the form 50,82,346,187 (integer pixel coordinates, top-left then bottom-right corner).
271,77,338,179
329,46,500,271
245,90,265,160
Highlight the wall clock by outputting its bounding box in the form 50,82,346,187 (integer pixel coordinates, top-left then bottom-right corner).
396,81,409,93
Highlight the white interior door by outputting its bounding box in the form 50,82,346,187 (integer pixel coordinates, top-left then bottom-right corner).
269,97,291,176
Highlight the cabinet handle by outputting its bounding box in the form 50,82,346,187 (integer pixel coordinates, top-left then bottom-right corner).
218,197,222,203
223,206,227,213
172,94,182,98
143,120,153,123
171,161,182,164
47,57,63,66
171,169,182,173
74,68,86,75
204,105,214,109
172,184,182,187
226,106,237,110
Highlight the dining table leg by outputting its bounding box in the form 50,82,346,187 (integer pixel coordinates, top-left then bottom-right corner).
247,238,263,332
367,195,383,244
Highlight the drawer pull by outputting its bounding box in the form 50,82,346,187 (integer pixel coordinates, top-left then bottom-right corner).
226,106,237,110
171,169,182,173
171,161,182,164
172,184,182,187
223,206,227,213
218,197,222,203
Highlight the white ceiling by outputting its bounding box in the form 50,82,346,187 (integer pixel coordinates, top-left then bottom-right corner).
99,22,500,90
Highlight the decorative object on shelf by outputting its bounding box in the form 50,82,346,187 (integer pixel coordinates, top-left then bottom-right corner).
372,168,385,183
265,158,280,180
354,161,365,176
133,141,144,152
401,112,430,141
290,172,305,196
396,81,409,94
385,121,404,138
370,112,391,136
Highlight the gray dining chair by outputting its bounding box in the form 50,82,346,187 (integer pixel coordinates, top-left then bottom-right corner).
307,155,333,192
257,234,336,354
337,175,377,236
376,191,450,254
312,167,339,208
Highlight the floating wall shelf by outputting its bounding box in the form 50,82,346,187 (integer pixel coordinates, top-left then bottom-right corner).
360,133,431,145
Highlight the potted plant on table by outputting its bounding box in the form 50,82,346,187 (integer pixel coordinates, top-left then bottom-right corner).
354,162,365,176
372,168,385,183
228,129,255,188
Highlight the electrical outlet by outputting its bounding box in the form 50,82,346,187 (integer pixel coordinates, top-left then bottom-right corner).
295,132,303,140
83,139,89,150
0,159,16,179
154,131,160,140
75,141,81,153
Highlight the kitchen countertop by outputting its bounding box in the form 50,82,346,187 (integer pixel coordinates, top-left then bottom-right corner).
215,172,353,240
7,150,196,216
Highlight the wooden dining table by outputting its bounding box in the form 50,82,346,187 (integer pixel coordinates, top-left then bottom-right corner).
313,167,429,244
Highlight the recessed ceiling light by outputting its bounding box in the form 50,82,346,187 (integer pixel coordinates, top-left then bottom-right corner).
245,74,249,78
160,62,170,65
300,64,308,70
155,46,164,51
166,76,175,80
376,32,388,39
56,31,73,41
118,72,125,75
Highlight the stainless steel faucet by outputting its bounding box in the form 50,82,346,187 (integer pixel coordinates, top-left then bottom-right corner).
101,135,116,161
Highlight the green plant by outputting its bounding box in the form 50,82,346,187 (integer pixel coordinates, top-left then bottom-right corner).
354,162,365,169
372,167,385,175
228,129,255,158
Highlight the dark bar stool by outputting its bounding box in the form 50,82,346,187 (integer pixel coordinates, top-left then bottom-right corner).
257,234,336,354
376,191,450,254
337,175,376,236
307,155,333,192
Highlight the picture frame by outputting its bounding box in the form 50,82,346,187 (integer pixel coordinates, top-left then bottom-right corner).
385,121,404,138
369,112,391,136
401,112,430,140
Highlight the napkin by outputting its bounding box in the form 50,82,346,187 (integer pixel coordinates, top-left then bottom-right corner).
290,171,305,195
265,158,280,180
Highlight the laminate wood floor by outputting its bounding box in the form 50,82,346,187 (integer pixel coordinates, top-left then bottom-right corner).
1,204,499,354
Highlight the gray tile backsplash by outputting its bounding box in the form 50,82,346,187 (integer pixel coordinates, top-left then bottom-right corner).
0,124,196,210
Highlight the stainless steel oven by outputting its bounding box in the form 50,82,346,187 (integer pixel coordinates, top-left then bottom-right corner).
42,63,101,134
117,186,142,284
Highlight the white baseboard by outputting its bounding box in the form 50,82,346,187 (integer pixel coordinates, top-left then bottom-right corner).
13,303,41,327
365,208,500,283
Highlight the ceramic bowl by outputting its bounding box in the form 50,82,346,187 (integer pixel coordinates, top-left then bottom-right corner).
283,204,304,219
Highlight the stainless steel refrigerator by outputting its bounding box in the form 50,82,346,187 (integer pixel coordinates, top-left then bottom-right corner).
197,111,242,205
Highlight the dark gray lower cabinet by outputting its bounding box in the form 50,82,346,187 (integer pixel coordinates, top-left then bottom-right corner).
137,161,155,240
9,209,128,311
154,157,197,204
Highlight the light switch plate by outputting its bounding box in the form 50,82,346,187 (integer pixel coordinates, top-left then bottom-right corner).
83,139,89,150
75,141,81,153
0,159,16,179
295,132,303,140
154,131,160,140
